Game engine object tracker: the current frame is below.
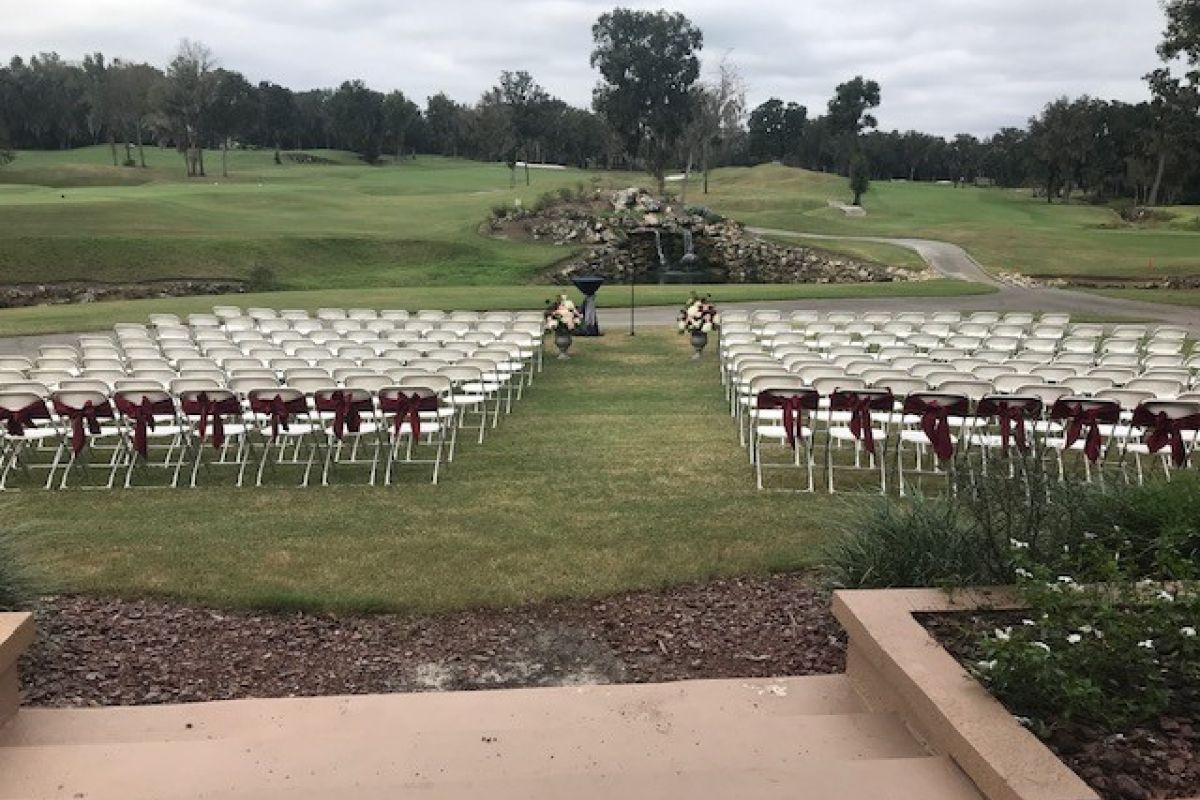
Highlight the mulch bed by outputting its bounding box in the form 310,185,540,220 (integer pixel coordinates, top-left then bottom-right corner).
20,573,845,708
922,612,1200,800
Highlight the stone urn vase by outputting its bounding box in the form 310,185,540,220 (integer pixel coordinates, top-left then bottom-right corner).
554,332,573,360
689,330,708,359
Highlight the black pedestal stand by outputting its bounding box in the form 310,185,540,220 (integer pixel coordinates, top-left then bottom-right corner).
571,276,605,336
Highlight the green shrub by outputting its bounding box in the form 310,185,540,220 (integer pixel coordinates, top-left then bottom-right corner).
532,191,558,213
557,186,574,202
0,531,35,611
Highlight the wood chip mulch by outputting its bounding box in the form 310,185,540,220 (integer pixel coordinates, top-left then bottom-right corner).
923,612,1200,800
19,573,846,708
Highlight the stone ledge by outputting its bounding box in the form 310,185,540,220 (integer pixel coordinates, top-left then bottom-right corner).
832,588,1099,800
0,613,35,730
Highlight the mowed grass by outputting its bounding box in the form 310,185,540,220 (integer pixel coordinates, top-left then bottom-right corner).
1086,288,1200,309
2,331,850,613
696,165,1200,281
0,280,990,337
0,147,993,337
0,148,606,288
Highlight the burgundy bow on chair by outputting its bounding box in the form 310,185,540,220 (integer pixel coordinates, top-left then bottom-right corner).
269,395,291,440
1143,411,1199,467
195,392,226,449
1063,405,1105,463
390,394,423,441
757,393,808,449
846,395,878,455
2,403,42,436
131,397,157,459
67,401,103,455
995,402,1029,455
331,391,363,441
910,400,955,461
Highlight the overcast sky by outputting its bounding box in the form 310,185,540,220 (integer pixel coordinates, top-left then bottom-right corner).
1,0,1171,137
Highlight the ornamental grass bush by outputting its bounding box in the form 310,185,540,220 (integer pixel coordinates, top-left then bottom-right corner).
821,457,1200,589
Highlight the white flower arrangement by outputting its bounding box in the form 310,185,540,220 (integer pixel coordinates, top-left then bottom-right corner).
543,294,582,334
677,293,719,334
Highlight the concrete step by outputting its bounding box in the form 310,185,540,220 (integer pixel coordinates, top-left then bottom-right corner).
0,749,982,800
244,759,984,800
2,675,864,747
0,676,985,800
0,711,932,789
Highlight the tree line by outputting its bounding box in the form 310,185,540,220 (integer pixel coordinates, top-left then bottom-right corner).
744,1,1200,205
1,2,1197,205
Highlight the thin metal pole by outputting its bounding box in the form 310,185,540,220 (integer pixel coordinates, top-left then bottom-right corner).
629,271,636,336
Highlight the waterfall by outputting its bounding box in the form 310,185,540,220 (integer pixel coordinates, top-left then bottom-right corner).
682,228,694,259
651,228,667,269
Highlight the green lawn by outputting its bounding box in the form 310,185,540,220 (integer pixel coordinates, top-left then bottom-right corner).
0,280,990,337
694,165,1200,281
0,149,606,288
3,330,850,613
0,147,999,337
1085,288,1200,309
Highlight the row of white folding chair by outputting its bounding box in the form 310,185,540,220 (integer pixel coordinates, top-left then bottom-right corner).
721,310,1066,326
160,308,543,324
727,340,1188,371
752,366,1187,405
743,325,1190,352
213,322,537,338
43,344,494,375
2,350,528,392
133,330,541,355
761,339,1194,367
726,315,1190,345
1,357,513,394
109,336,508,363
134,319,541,343
770,353,1195,394
106,331,536,360
728,321,1071,342
752,314,1182,339
0,381,456,489
726,353,1190,403
728,316,1076,333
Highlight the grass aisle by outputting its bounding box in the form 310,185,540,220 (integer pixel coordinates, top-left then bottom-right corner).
5,331,842,613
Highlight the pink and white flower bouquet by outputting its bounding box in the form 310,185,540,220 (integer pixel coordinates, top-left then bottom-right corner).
543,294,583,334
677,294,719,334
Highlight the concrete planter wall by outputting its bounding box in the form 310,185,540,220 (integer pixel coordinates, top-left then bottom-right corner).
833,588,1179,800
0,613,34,729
